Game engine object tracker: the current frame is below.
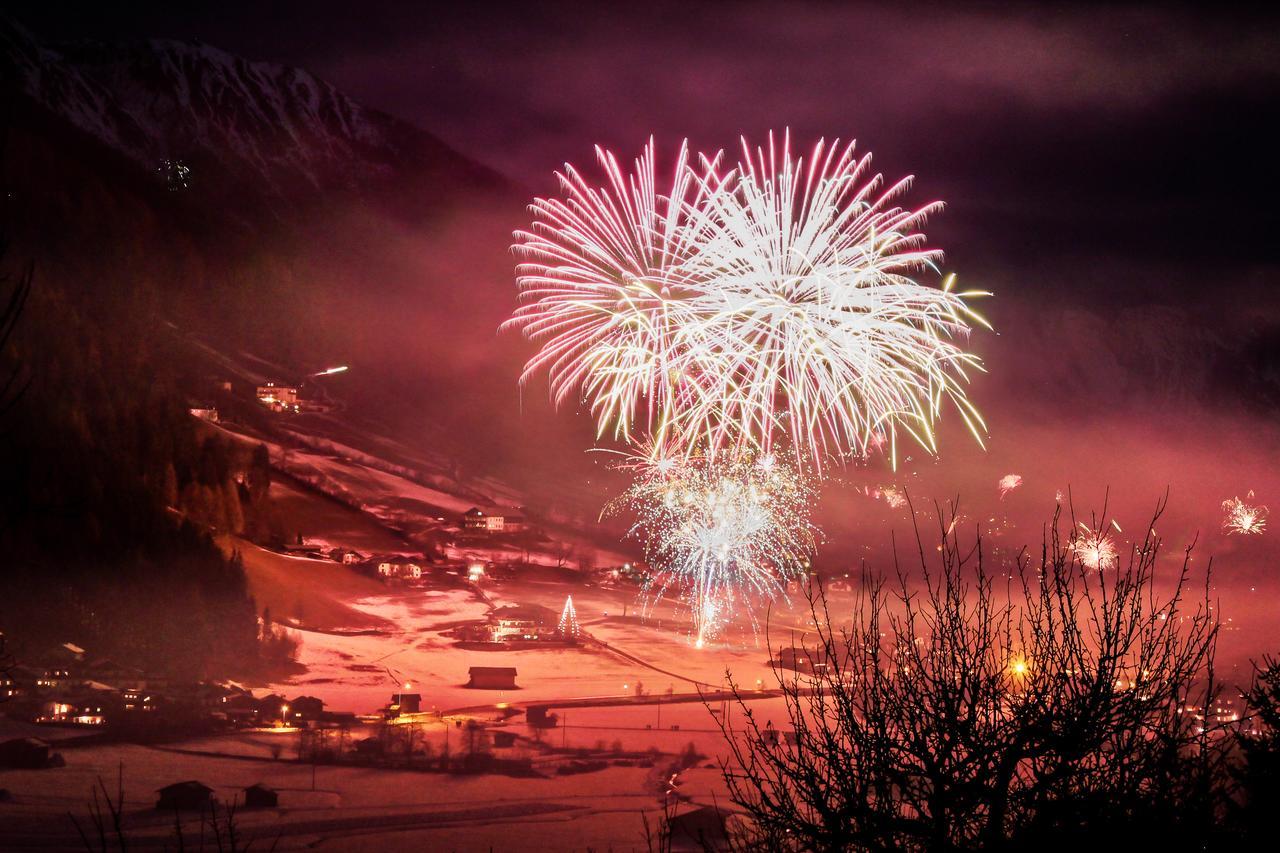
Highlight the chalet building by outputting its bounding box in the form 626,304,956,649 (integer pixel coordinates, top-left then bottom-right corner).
462,505,528,533
84,658,147,690
330,548,364,565
48,642,86,665
255,382,299,413
386,692,421,717
35,667,72,689
468,666,518,690
0,737,53,769
188,404,218,422
0,665,27,699
288,695,325,722
489,604,558,642
219,692,264,725
121,688,158,714
156,781,215,811
243,784,278,809
259,693,288,723
282,540,325,558
669,805,731,851
33,642,85,687
369,555,425,581
773,644,851,675
37,693,111,726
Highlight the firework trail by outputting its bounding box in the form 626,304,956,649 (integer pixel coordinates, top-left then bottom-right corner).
506,132,989,469
608,449,816,645
1223,492,1267,535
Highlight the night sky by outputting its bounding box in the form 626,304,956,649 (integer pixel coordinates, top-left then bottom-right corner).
16,3,1280,306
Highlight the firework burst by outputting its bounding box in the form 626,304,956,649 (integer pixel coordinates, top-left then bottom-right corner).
506,132,989,469
998,473,1022,499
1071,523,1118,570
608,449,816,645
1223,492,1267,535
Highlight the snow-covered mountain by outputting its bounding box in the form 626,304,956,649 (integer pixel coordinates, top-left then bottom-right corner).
0,16,506,215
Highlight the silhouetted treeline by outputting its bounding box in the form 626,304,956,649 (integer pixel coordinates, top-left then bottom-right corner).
0,256,282,679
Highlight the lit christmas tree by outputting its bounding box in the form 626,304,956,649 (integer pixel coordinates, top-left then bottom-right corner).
557,595,579,639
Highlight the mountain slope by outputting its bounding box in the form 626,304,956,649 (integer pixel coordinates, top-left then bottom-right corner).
0,16,508,219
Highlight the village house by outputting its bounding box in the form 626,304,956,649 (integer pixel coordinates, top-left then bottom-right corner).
288,695,325,723
489,604,558,642
188,404,218,422
462,505,528,533
83,658,147,690
467,666,518,690
329,547,364,565
34,666,73,690
255,382,299,412
156,781,215,811
0,664,32,699
243,784,278,809
366,554,426,582
121,688,159,714
0,737,56,769
36,691,112,726
385,691,421,717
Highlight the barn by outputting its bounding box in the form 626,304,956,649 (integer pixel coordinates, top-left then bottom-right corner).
467,666,517,690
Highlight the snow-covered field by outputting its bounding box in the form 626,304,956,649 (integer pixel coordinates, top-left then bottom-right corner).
0,739,707,850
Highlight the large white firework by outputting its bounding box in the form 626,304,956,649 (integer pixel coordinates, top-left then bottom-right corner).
609,449,816,645
506,132,989,468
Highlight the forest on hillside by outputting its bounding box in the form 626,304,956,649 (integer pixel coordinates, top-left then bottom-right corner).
0,240,294,680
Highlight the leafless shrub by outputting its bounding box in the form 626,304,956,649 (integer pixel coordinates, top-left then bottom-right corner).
717,497,1225,850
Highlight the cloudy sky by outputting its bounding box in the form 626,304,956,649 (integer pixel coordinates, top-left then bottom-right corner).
16,3,1280,302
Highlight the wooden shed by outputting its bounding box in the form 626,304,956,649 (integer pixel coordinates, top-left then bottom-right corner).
156,781,215,811
467,666,517,690
243,783,278,809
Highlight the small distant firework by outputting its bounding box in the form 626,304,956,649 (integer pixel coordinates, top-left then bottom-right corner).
159,159,190,191
1223,492,1267,535
506,133,989,470
610,450,816,645
1071,523,1118,570
877,485,908,509
998,473,1022,499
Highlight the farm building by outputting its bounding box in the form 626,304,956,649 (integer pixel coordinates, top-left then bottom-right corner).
156,781,215,811
467,666,518,690
243,784,278,809
462,505,527,533
489,604,558,642
0,737,52,769
367,555,426,581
